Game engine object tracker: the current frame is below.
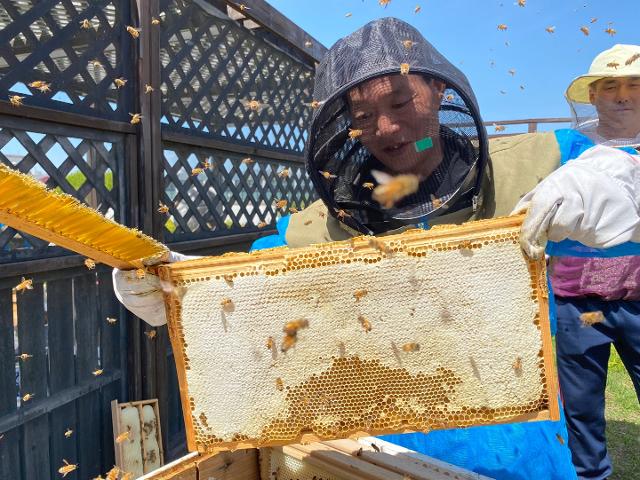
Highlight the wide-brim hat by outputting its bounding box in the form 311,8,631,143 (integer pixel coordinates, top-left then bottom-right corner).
566,44,640,103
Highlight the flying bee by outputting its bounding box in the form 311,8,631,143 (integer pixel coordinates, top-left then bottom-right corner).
80,18,91,29
353,289,368,302
278,168,290,178
274,199,288,210
126,25,141,38
556,433,565,445
414,5,421,13
84,258,96,270
336,209,351,220
625,53,640,65
590,17,598,24
89,59,103,68
508,68,516,76
114,77,127,88
304,40,313,48
22,393,35,402
305,100,322,109
120,472,134,480
513,356,522,372
106,466,120,480
580,26,590,36
494,124,506,132
191,167,204,176
201,160,212,169
238,3,250,11
92,368,104,376
283,318,309,335
241,157,254,165
289,207,298,214
444,93,455,101
220,298,234,311
358,315,372,332
517,0,525,6
400,63,410,75
157,202,169,214
28,80,50,92
607,62,620,69
129,113,142,124
319,170,337,180
115,430,130,444
15,277,33,293
580,310,605,326
362,182,375,190
348,128,363,139
241,98,266,112
500,90,507,95
257,221,268,229
371,171,419,209
281,334,297,352
64,428,73,438
604,27,616,36
144,84,154,94
9,95,24,107
144,330,157,339
401,39,415,49
430,194,443,208
379,0,391,6
304,220,313,226
497,24,508,31
402,342,420,352
58,459,78,478
106,317,118,324
266,336,274,350
545,26,556,33
520,84,525,90
275,378,284,391
345,12,352,17
135,269,146,280
16,353,32,361
151,17,161,25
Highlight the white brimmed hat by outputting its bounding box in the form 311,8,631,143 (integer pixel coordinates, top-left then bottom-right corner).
566,44,640,104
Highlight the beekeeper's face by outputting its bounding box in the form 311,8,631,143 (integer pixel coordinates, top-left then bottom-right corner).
589,76,640,137
347,74,446,178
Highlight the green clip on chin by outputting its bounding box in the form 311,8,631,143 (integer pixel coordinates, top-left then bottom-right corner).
414,136,433,153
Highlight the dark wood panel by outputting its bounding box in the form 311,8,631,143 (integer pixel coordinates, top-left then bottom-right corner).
0,427,22,480
97,271,119,372
47,280,75,393
73,274,99,382
100,382,119,473
48,403,77,480
0,288,17,417
16,283,47,402
21,415,50,480
76,390,101,479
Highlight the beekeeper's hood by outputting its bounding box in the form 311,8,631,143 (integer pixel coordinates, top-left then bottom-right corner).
306,17,488,234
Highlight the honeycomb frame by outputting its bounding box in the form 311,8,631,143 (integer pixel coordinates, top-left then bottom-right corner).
158,214,558,453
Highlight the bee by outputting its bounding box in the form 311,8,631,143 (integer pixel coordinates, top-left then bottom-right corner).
305,100,322,109
580,26,590,36
201,160,212,169
430,194,443,208
144,330,157,340
345,12,352,18
114,77,127,88
8,95,24,107
151,17,161,25
493,124,506,132
92,368,104,376
16,353,32,361
274,199,288,210
517,0,525,6
520,85,525,90
223,274,234,286
80,18,91,29
289,207,298,214
402,343,420,352
304,40,313,48
275,378,284,391
266,336,274,350
84,258,96,270
191,167,204,176
238,3,250,11
371,171,420,209
500,90,507,95
58,459,78,478
368,237,393,254
362,182,375,190
319,170,337,180
37,83,51,94
607,62,620,69
135,269,146,280
512,356,522,372
414,5,421,13
283,318,309,335
401,39,415,49
64,428,73,438
242,98,264,112
497,24,508,31
604,27,616,36
22,393,35,402
318,211,326,218
625,53,640,65
580,310,605,326
545,26,556,33
220,298,234,311
556,433,565,445
92,476,104,480
400,63,410,75
241,157,254,165
378,0,391,6
353,289,368,302
89,59,103,68
281,334,297,352
15,277,33,293
106,317,118,325
444,93,455,101
590,17,598,24
257,221,268,228
278,168,290,178
358,315,372,332
129,113,142,124
115,430,131,444
508,68,516,76
144,84,154,94
157,202,169,214
371,443,381,452
304,220,313,226
106,466,120,480
28,80,50,92
348,128,363,139
120,473,134,480
126,25,141,38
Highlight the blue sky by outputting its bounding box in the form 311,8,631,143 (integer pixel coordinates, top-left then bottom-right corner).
268,0,638,126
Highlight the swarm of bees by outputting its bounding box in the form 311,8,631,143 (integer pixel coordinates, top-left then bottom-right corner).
84,258,96,270
15,277,33,293
58,459,78,478
371,173,419,209
28,81,51,93
580,310,605,326
126,25,141,38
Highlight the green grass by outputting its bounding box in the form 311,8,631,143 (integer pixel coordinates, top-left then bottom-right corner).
606,348,640,480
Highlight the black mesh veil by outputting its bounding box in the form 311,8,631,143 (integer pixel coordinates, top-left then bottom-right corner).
306,18,488,235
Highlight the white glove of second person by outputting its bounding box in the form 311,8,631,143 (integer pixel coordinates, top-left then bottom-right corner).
513,144,640,259
112,251,199,326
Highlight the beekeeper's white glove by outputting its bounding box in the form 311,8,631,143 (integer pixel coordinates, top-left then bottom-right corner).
112,251,199,326
513,144,640,259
